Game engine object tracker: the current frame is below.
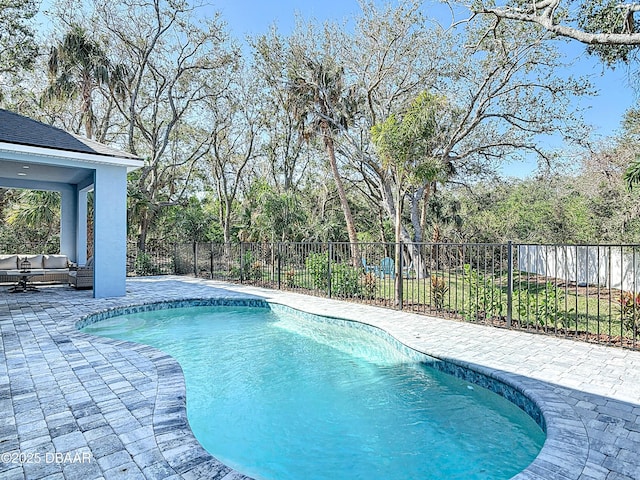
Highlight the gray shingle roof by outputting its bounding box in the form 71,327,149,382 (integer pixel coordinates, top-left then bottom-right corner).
0,109,140,160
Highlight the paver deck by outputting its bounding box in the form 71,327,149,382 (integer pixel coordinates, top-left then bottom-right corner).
1,277,639,480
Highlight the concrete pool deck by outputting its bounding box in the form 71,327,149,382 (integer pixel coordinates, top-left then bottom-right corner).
0,277,639,480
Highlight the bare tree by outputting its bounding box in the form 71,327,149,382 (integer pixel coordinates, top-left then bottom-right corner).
339,0,591,271
251,28,313,193
89,0,240,251
204,69,259,244
470,0,640,186
0,0,38,78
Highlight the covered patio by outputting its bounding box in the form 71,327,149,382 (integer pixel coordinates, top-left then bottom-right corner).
0,110,143,298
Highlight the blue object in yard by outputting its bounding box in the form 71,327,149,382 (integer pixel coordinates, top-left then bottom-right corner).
362,258,380,276
379,257,395,278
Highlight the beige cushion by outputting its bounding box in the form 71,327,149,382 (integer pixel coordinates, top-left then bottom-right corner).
0,255,18,269
43,255,69,269
23,254,44,269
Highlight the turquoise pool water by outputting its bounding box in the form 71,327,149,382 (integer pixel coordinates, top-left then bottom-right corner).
82,305,545,480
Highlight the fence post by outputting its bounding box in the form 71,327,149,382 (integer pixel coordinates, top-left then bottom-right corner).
240,242,245,283
209,242,214,279
277,242,282,290
328,242,333,298
397,241,404,310
193,241,198,277
507,240,513,328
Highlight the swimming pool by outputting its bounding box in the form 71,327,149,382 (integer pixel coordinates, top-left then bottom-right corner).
81,302,545,480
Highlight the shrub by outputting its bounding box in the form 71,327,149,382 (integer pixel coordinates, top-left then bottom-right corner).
284,267,296,288
305,252,329,290
618,291,640,336
331,263,362,297
250,261,263,282
431,274,449,310
135,252,158,276
304,252,362,297
361,272,377,299
462,264,504,321
241,251,254,279
231,250,259,281
516,282,571,328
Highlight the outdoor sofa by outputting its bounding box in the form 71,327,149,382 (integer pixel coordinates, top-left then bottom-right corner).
0,254,72,285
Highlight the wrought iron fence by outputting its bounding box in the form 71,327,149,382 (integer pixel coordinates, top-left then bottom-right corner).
126,241,640,349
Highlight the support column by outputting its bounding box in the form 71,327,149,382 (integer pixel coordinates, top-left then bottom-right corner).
76,189,89,266
93,166,127,298
59,186,77,260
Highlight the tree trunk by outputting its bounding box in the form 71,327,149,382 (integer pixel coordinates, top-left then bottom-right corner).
223,198,232,244
410,186,424,242
323,130,360,265
137,214,149,253
82,74,93,139
380,179,427,279
420,182,433,241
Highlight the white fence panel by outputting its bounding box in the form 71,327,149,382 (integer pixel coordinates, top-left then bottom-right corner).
517,245,640,291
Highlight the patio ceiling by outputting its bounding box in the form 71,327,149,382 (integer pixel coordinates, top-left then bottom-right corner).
0,158,92,185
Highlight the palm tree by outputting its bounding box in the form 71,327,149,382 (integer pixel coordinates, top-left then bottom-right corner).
624,156,640,191
6,190,60,252
287,52,361,262
372,91,446,294
43,24,113,139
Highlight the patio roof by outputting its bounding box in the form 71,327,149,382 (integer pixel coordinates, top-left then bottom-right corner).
0,109,142,187
0,109,139,160
0,109,144,298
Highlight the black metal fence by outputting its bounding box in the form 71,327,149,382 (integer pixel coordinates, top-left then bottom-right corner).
127,241,640,349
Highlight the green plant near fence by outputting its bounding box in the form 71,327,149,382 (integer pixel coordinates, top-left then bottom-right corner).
304,252,363,297
134,252,158,276
331,263,362,297
230,250,258,281
361,272,377,300
462,264,505,321
618,291,640,336
284,267,297,288
305,252,329,290
515,281,572,329
430,274,449,310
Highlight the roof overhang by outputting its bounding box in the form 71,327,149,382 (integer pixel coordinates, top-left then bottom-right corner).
0,141,144,171
0,141,144,188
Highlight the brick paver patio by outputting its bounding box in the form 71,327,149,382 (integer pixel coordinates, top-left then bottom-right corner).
1,277,639,479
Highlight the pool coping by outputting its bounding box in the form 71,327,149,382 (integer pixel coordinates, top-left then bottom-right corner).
2,277,640,480
73,298,261,480
76,296,585,480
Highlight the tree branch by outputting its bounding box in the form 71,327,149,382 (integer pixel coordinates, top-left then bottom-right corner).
476,1,640,45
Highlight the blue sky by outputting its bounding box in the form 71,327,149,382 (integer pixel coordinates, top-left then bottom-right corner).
209,0,635,178
36,0,635,178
